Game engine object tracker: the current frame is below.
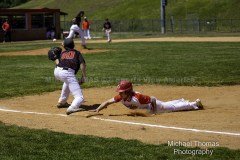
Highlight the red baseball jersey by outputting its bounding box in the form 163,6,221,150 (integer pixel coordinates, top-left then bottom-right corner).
2,22,10,31
113,92,152,110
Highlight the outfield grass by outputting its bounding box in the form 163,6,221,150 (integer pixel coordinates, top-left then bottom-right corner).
0,42,239,98
0,42,56,53
15,0,240,20
0,122,239,160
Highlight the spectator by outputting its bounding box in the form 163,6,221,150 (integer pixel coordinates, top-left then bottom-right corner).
46,24,55,40
2,19,11,42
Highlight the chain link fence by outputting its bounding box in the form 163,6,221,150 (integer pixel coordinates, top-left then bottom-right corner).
61,18,240,34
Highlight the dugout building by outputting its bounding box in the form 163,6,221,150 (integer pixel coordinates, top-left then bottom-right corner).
0,8,67,41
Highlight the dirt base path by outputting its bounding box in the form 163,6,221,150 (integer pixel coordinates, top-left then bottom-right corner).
0,44,108,56
0,85,239,149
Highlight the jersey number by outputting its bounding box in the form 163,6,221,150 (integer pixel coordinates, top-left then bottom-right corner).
62,51,75,60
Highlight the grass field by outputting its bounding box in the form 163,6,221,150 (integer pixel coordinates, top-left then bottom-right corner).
0,122,239,160
0,42,239,98
15,0,240,20
0,41,240,159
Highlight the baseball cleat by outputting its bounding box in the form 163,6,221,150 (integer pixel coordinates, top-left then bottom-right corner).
196,99,204,110
66,108,85,115
57,102,70,108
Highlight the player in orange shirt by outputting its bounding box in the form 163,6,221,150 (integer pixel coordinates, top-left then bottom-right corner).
82,17,91,39
91,80,203,114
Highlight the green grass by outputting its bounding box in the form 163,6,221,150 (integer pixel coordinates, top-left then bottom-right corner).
0,122,239,160
85,42,240,87
14,0,240,20
0,42,240,98
0,41,56,52
0,56,62,98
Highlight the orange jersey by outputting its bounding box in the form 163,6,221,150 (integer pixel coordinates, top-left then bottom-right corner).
82,21,90,30
114,92,152,110
2,22,10,31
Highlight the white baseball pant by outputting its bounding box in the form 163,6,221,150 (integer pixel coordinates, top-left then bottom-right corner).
105,29,111,42
156,98,199,113
84,29,91,39
54,66,84,113
67,24,86,45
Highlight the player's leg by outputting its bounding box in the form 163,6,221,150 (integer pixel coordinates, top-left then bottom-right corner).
3,31,7,42
66,29,75,39
51,31,55,39
106,30,109,41
74,28,86,46
107,29,111,42
83,30,87,39
46,31,50,39
157,98,201,112
87,29,91,39
65,73,85,115
54,68,70,108
57,82,70,107
163,98,198,111
79,29,86,46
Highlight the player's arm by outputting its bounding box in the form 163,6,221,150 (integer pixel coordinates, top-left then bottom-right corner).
54,59,59,65
93,98,116,113
79,53,87,83
79,62,86,83
150,96,157,114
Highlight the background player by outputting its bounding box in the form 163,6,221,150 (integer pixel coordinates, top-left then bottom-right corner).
103,18,112,43
91,80,204,114
82,17,91,39
49,38,87,115
67,11,87,48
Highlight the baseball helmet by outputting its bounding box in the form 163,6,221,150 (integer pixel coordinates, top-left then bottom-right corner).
63,38,74,49
116,80,133,92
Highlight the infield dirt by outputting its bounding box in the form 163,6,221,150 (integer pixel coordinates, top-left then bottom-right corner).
0,85,239,149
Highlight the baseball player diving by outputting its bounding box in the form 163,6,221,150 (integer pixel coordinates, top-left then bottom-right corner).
48,38,87,115
91,80,204,114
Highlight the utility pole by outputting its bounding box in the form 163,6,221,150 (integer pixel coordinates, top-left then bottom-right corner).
161,0,167,34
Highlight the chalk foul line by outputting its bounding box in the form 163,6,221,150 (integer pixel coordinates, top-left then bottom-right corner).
0,108,239,137
91,117,240,137
0,108,67,117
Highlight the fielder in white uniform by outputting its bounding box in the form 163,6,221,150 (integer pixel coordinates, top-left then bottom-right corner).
67,17,86,48
92,80,204,114
103,18,112,43
53,38,87,115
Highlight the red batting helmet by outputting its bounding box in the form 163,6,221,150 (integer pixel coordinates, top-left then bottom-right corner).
116,80,133,92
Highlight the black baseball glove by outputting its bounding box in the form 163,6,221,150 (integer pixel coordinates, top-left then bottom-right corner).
48,47,62,61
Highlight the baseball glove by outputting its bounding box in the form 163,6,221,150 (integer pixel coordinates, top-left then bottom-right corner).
48,47,62,61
